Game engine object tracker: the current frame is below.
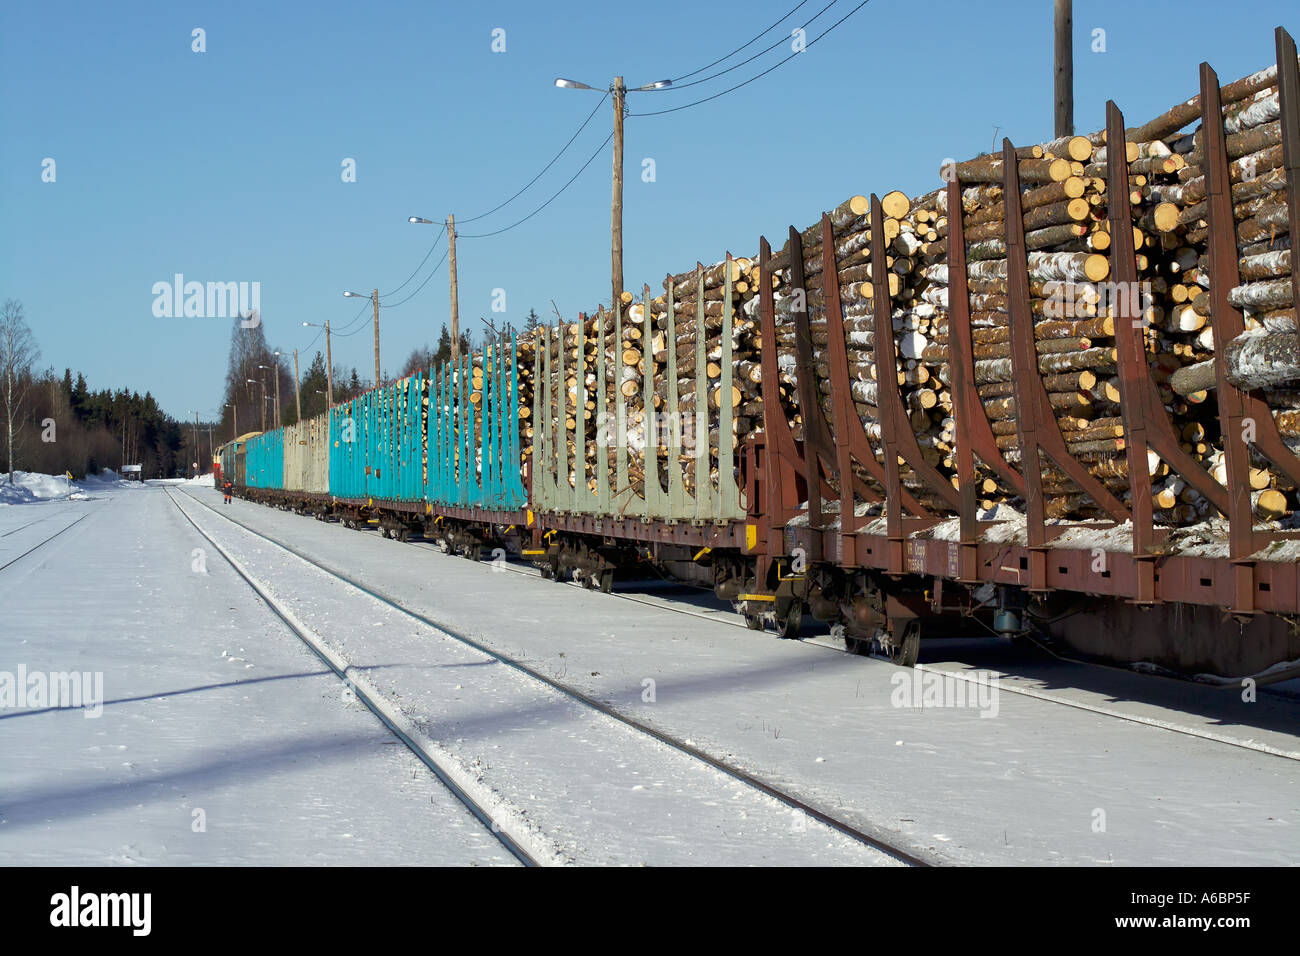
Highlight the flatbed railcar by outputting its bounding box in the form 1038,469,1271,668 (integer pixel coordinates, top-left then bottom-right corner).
217,31,1300,682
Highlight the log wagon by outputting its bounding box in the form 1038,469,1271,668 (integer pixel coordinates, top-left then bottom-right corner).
224,25,1300,682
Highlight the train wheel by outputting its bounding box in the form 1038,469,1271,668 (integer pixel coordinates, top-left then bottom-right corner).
598,570,614,593
887,620,921,668
734,603,765,630
397,528,410,543
775,601,804,640
381,526,391,539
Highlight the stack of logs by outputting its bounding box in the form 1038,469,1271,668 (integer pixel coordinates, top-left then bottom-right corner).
502,56,1296,523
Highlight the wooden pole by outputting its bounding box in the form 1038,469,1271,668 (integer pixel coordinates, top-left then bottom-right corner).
293,349,301,423
325,320,333,408
448,213,460,367
273,354,281,428
371,288,381,387
1054,0,1073,138
612,76,626,309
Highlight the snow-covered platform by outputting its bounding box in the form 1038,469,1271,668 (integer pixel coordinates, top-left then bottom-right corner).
2,478,1297,865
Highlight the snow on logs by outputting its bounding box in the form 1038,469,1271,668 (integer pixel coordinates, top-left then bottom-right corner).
506,55,1298,523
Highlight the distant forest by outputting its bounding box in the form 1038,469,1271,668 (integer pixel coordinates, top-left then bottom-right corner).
1,298,196,480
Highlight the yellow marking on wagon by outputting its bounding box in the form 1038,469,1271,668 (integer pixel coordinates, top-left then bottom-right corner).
737,593,776,602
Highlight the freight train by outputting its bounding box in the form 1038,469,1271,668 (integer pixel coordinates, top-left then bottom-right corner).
219,29,1300,682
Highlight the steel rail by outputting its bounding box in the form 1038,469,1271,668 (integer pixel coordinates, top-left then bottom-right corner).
163,489,539,867
172,486,933,867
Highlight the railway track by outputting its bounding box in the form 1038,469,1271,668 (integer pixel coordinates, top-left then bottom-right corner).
1,509,67,538
383,514,1300,760
165,489,537,866
167,486,933,866
186,487,1300,765
0,510,93,574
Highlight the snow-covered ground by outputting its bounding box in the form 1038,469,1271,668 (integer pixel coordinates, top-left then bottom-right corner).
3,477,1298,865
173,485,1300,866
0,483,515,865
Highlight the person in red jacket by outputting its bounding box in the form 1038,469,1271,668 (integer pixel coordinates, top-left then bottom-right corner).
222,480,234,504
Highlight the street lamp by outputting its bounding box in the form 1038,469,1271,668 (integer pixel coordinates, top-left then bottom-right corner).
225,402,237,442
186,409,201,476
302,321,333,407
258,356,282,428
344,290,381,386
556,74,671,309
246,378,267,432
409,215,460,367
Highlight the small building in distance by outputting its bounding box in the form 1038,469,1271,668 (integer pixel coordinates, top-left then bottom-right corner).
121,464,142,482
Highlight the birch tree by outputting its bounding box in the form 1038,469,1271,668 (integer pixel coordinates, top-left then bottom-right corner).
0,299,40,483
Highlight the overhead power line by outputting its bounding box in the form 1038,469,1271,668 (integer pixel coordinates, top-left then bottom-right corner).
382,223,446,297
379,250,449,309
459,131,613,239
664,0,812,84
333,298,373,335
629,0,873,118
459,92,610,225
662,0,836,93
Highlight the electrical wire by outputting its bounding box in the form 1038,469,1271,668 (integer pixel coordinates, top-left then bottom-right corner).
663,0,811,84
458,131,613,239
333,298,373,334
329,94,607,312
382,223,446,297
660,0,836,93
378,249,449,309
629,0,872,118
458,92,611,224
332,321,374,338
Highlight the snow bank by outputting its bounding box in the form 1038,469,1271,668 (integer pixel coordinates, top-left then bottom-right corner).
0,469,134,505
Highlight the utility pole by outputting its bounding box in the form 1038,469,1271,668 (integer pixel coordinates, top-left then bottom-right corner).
325,320,334,408
448,213,460,367
371,288,381,386
273,356,282,428
248,378,266,431
1054,0,1073,138
293,349,302,423
193,411,200,475
611,76,626,308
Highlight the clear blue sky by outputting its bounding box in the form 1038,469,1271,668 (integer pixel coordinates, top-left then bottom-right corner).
3,0,1296,420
